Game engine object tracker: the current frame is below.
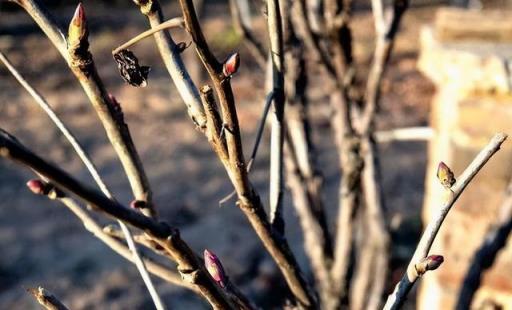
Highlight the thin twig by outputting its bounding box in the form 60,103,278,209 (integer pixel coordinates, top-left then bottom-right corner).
112,17,184,55
456,177,512,309
132,0,206,129
267,0,286,234
360,0,408,134
284,135,332,306
58,197,199,293
329,90,362,308
384,133,508,310
0,51,165,310
178,0,316,305
375,127,433,143
219,91,274,206
282,9,334,305
350,1,409,307
350,136,389,310
27,287,69,310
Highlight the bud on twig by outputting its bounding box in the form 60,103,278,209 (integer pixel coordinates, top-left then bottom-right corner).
68,3,89,50
415,254,444,276
26,179,65,199
26,179,46,195
113,49,151,87
130,200,148,210
437,161,456,189
222,52,240,77
204,249,227,288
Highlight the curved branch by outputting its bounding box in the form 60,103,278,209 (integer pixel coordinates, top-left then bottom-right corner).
384,133,508,310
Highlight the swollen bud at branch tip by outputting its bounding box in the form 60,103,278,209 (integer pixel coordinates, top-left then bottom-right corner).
222,52,240,77
26,179,46,195
437,161,456,189
204,249,227,288
68,3,88,47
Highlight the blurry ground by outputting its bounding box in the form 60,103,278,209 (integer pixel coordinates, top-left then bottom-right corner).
0,1,435,309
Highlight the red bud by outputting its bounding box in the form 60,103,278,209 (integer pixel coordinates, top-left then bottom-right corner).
130,200,147,209
204,249,227,288
68,3,88,50
416,254,444,275
72,3,85,28
26,179,46,195
222,52,240,77
425,255,444,271
108,93,121,108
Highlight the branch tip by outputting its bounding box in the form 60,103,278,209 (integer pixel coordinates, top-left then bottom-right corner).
68,2,88,49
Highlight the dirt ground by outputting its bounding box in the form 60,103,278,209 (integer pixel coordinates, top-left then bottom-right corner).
0,1,436,309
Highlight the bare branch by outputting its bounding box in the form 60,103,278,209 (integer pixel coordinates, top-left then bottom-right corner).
0,51,165,310
267,0,286,234
112,17,184,55
12,0,157,217
177,1,316,306
282,12,334,304
384,133,508,310
219,91,273,206
27,287,69,310
284,135,332,306
0,129,236,309
329,91,362,306
350,136,389,310
360,0,409,134
58,197,198,293
132,0,206,129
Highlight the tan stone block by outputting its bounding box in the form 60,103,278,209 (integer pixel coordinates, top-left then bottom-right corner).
435,8,512,43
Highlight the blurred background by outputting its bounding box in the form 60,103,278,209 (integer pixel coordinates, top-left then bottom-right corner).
0,0,511,309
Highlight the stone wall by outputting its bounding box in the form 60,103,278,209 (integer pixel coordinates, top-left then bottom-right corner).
417,8,512,309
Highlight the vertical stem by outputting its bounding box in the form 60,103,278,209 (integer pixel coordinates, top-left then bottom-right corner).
267,0,286,234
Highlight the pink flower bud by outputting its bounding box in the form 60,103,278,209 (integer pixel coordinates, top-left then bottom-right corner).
204,249,227,288
222,52,240,77
26,179,46,195
130,200,147,210
425,255,444,271
416,254,444,275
